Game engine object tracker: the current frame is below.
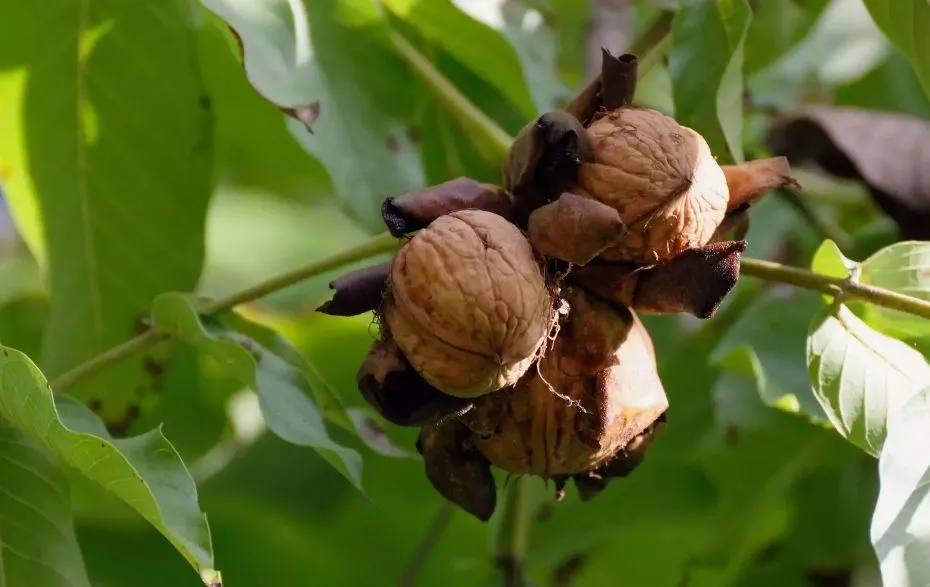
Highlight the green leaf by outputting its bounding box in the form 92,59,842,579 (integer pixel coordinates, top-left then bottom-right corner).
217,308,416,460
872,387,930,587
743,0,829,74
862,0,930,99
149,293,366,495
860,241,930,338
668,0,752,163
0,346,215,581
713,346,808,428
382,0,537,117
0,0,214,423
0,428,92,587
806,304,930,456
811,239,856,280
449,0,571,114
199,0,426,230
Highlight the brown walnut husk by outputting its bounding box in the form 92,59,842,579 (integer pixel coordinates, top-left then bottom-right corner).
576,107,730,265
384,209,555,399
458,287,668,477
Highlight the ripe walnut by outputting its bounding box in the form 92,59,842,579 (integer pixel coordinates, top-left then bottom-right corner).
384,209,555,399
577,107,730,265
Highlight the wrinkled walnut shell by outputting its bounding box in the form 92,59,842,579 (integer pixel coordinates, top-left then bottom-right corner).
385,209,555,398
576,107,730,265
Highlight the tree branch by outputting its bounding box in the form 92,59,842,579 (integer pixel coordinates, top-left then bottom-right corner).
50,232,398,391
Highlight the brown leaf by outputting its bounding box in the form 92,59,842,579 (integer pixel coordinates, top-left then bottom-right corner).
316,262,390,316
417,420,497,522
381,177,513,237
356,340,474,427
527,192,627,265
767,106,930,239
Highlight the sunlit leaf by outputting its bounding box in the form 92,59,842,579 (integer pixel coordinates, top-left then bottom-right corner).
0,347,215,581
668,0,752,163
383,0,537,117
0,428,92,587
811,239,856,280
863,0,930,99
199,0,426,230
0,0,214,423
150,293,366,494
860,241,930,338
807,304,930,456
871,387,930,587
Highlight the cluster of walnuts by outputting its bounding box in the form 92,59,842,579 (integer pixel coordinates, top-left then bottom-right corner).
317,51,797,521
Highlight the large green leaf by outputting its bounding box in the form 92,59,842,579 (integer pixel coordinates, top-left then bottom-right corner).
743,0,829,74
382,0,537,117
872,387,930,587
859,241,930,338
806,304,930,456
0,0,214,423
0,428,92,587
149,293,365,494
449,0,571,114
199,0,426,230
0,346,216,582
863,0,930,99
668,0,752,163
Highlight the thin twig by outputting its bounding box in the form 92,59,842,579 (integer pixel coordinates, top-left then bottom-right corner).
494,476,533,587
50,232,398,391
397,502,456,587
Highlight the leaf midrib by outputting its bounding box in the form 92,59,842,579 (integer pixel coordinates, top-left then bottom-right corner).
76,0,105,355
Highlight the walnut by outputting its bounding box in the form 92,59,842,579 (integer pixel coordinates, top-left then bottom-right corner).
384,209,555,398
460,288,668,477
576,107,730,265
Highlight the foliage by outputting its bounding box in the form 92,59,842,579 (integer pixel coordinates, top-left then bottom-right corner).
1,0,930,586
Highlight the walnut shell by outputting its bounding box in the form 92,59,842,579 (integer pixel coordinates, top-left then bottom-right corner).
461,288,668,476
384,209,554,399
577,107,729,265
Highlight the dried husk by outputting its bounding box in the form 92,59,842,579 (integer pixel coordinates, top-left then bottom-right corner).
460,287,668,477
527,192,627,266
576,107,730,265
382,177,514,237
385,209,555,398
356,339,474,427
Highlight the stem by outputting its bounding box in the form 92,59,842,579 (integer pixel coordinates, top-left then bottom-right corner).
740,258,930,320
495,476,533,587
50,232,398,391
397,502,456,587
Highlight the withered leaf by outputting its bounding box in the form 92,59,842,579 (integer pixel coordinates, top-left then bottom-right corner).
768,106,930,239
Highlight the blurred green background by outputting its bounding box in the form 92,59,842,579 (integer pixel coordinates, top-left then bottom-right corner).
2,0,930,585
